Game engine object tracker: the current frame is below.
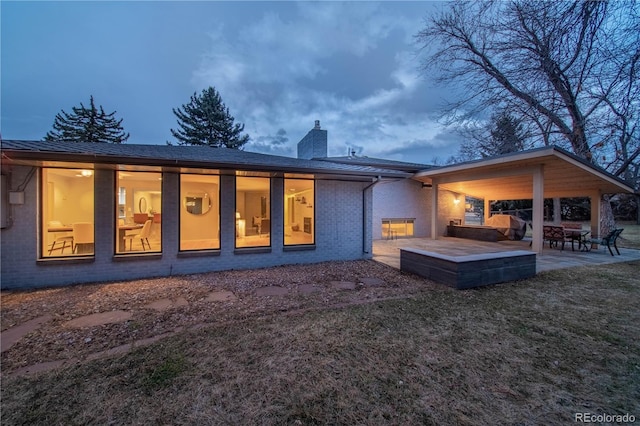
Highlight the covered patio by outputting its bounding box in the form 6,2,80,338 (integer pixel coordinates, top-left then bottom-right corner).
413,146,636,254
373,237,640,273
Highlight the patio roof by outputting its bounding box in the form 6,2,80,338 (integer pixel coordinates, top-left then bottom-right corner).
413,146,635,199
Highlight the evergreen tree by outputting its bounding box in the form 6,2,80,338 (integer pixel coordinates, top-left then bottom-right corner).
481,112,526,157
170,87,249,149
44,96,129,143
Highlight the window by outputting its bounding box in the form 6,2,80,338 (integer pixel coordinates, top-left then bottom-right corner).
236,176,270,248
284,179,314,245
41,168,94,257
180,174,220,251
116,171,162,253
382,218,414,238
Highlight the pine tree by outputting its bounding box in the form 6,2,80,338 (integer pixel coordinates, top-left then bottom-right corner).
170,87,249,149
481,112,526,157
44,96,130,143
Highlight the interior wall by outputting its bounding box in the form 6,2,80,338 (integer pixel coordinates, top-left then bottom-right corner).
45,173,93,225
180,181,219,241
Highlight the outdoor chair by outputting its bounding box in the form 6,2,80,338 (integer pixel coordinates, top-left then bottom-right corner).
543,225,569,250
588,228,624,256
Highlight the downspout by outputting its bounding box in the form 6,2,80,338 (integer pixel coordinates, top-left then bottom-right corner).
362,176,381,254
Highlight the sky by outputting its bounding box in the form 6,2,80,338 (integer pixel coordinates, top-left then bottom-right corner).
1,1,465,164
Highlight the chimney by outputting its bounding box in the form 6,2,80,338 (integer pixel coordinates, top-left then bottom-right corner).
297,120,328,159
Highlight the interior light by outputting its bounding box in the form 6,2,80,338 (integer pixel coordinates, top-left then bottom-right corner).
453,197,461,205
80,170,93,177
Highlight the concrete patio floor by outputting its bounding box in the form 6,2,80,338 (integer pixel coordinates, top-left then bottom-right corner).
373,237,640,273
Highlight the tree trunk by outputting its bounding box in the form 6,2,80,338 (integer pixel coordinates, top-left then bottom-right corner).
600,195,616,236
553,198,562,224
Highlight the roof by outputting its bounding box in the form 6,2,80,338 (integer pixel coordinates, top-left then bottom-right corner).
414,145,635,198
0,140,411,181
318,156,433,173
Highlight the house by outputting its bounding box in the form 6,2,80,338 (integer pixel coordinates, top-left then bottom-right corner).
296,120,444,240
1,121,634,290
0,127,414,290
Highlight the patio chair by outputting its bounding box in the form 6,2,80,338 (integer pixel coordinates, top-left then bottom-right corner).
543,225,569,250
588,228,624,256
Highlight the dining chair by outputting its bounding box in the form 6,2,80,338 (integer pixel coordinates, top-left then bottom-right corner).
72,222,94,254
123,219,152,251
47,220,74,255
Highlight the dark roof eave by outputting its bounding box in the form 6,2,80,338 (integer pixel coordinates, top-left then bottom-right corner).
1,149,409,180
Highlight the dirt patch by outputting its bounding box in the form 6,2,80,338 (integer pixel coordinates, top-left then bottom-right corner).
0,260,434,373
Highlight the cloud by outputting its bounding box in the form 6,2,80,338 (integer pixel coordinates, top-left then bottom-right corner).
247,128,294,156
191,2,452,164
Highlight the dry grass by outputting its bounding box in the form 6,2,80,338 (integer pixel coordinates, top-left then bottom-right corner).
2,259,639,425
618,222,640,250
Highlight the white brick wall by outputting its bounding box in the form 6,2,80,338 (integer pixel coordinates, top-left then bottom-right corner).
372,178,432,239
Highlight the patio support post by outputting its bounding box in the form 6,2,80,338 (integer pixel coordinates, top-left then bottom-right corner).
532,165,544,254
431,180,439,239
590,191,601,239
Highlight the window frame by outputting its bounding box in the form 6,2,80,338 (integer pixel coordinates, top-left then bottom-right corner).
114,170,163,255
179,173,221,253
235,175,272,250
40,167,96,259
283,178,315,247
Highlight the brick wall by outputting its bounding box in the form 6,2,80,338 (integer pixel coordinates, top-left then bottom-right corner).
0,166,372,289
296,127,328,160
373,178,432,239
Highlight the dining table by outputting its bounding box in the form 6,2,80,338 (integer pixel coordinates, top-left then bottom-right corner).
48,224,143,252
118,224,143,252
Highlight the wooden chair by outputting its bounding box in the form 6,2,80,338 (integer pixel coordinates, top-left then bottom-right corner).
260,218,270,236
47,220,74,255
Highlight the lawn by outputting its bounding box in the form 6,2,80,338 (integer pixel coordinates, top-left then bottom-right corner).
618,222,640,250
2,260,639,425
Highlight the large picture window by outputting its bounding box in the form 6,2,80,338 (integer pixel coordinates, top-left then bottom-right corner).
284,179,314,245
116,171,162,253
180,174,220,251
41,168,95,257
382,218,414,238
236,176,270,248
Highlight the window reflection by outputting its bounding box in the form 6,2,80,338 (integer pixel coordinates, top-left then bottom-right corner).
116,171,162,253
180,174,220,251
41,168,94,257
284,179,314,245
236,176,270,248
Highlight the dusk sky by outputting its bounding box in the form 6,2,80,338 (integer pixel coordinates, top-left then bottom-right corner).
2,1,465,164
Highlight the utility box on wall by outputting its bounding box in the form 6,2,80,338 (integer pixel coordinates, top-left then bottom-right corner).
1,174,8,229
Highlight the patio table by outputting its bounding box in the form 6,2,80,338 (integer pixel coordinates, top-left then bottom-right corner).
564,229,590,251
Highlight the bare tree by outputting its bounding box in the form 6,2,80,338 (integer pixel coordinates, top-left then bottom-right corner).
418,0,639,231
